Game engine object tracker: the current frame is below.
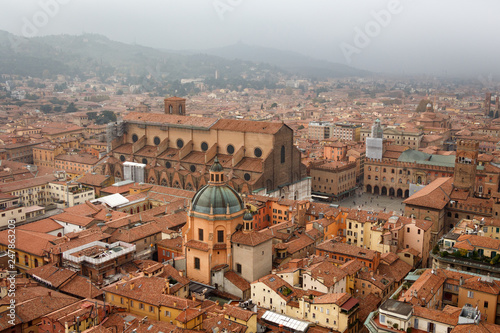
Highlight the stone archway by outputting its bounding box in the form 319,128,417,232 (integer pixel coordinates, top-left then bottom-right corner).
397,189,403,198
389,188,395,196
381,186,387,196
366,184,372,193
404,189,409,198
374,186,380,195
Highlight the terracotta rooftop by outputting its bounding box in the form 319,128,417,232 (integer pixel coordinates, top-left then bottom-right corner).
403,177,453,210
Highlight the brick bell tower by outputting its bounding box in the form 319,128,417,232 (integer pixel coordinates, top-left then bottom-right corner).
453,140,479,192
164,96,186,115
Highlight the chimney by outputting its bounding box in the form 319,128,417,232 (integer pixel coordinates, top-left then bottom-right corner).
130,282,135,290
192,296,196,302
48,291,51,297
166,282,170,294
460,276,464,286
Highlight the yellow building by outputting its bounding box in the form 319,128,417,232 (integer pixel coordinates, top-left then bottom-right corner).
0,229,56,272
304,293,359,333
103,276,202,328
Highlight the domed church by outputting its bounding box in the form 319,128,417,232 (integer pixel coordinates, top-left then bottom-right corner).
183,157,272,290
183,156,246,284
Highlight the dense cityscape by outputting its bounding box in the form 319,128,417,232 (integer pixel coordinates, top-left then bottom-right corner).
1,2,500,333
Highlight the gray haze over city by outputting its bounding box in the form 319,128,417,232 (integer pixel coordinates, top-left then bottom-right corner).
0,0,499,78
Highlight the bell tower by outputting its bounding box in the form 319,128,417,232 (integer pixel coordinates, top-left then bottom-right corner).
453,140,478,192
164,96,186,115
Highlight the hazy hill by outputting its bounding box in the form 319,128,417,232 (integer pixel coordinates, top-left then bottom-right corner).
0,31,367,82
201,42,368,78
0,31,284,82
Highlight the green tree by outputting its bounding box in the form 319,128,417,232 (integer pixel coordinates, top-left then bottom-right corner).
87,110,117,124
40,105,52,113
65,102,78,113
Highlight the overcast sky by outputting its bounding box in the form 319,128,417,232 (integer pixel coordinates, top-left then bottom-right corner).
0,0,499,78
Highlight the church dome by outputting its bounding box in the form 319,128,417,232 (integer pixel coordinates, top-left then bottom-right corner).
191,184,244,215
190,156,244,216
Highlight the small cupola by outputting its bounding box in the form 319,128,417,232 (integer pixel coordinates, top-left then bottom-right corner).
209,156,224,184
243,210,253,232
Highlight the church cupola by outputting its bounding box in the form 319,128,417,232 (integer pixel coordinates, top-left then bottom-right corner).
243,210,253,232
426,103,433,112
209,156,224,185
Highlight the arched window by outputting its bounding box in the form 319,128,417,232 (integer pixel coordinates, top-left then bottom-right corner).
281,146,285,164
368,175,371,180
179,105,183,114
479,186,483,193
169,105,173,114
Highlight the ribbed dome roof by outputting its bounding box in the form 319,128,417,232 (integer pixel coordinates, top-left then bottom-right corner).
191,184,244,215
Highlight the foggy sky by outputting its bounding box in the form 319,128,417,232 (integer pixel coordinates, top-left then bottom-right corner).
0,0,499,78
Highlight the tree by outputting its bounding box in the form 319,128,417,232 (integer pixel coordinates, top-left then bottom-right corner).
116,89,124,95
271,102,278,108
87,110,117,125
40,105,52,113
65,102,78,113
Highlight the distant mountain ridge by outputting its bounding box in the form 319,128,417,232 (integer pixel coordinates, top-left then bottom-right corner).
200,42,369,78
0,30,367,81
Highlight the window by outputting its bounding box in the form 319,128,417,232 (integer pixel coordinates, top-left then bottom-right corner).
149,306,154,312
194,257,201,269
128,300,132,307
468,291,474,298
198,228,204,241
165,311,171,317
217,230,224,243
237,263,242,274
281,145,285,164
380,314,386,323
139,303,144,310
484,301,489,308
